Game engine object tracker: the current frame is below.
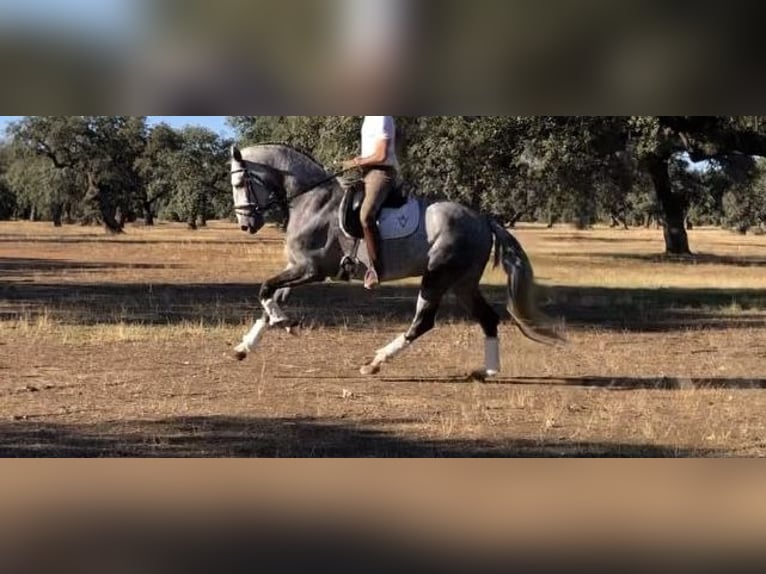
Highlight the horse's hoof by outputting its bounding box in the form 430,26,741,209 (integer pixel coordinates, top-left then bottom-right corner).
360,364,380,376
233,350,248,361
468,369,497,382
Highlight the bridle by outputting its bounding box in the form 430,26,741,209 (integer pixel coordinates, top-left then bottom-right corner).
231,164,347,219
231,167,282,217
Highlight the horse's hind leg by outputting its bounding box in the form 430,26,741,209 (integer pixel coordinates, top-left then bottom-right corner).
453,285,502,377
360,269,449,376
274,287,292,304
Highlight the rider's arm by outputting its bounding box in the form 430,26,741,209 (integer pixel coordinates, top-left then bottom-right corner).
348,137,389,168
343,116,393,169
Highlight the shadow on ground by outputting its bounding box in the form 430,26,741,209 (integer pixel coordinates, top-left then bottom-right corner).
0,237,283,245
0,257,180,274
3,270,766,333
558,251,766,268
375,375,766,390
540,233,659,244
542,285,766,332
0,415,707,458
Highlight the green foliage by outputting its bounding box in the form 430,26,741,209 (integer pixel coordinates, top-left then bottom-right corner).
5,116,766,245
6,116,149,230
0,144,15,219
228,116,360,165
155,126,232,228
721,159,766,233
3,117,232,229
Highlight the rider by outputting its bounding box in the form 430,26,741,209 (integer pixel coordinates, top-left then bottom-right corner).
342,116,399,290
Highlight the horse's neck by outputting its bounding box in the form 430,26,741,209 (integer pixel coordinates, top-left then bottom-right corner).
245,144,343,214
267,149,334,201
290,180,343,212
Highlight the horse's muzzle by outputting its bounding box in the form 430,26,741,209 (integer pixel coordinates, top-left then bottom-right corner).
238,214,265,235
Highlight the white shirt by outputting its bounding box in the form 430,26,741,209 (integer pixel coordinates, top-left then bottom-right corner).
361,116,398,168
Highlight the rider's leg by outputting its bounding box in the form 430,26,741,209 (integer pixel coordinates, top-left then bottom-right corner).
359,168,392,288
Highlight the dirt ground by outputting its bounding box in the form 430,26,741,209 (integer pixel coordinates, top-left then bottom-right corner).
1,220,765,457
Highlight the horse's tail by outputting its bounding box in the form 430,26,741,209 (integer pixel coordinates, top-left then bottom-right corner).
489,219,565,346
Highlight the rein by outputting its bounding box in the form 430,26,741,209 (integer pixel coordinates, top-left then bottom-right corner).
231,166,348,215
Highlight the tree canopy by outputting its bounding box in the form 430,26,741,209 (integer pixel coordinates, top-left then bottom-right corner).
2,117,232,231
227,115,766,252
3,116,766,252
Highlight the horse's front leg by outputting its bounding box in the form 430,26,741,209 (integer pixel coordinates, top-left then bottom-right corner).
233,264,321,361
259,264,322,327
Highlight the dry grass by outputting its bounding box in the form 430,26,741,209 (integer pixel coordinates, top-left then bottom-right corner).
1,220,765,457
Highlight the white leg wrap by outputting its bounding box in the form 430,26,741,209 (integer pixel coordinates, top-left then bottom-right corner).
485,337,500,376
235,318,267,354
261,299,288,326
372,334,410,366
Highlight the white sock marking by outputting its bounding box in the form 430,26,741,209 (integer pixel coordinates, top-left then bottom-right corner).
485,337,500,376
236,318,268,354
372,333,409,366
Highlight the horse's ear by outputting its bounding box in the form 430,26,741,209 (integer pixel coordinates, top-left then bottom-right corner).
231,144,243,163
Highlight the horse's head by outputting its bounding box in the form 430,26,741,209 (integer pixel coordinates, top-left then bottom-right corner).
230,144,267,234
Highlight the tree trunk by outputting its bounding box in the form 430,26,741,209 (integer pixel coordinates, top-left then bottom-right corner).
51,204,63,227
620,213,629,230
115,207,126,230
611,214,629,230
143,202,155,226
547,212,557,229
470,186,483,211
646,154,691,255
506,210,524,228
87,173,123,234
101,209,124,234
575,192,592,230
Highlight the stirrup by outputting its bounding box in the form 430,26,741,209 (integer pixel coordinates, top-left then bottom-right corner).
337,239,361,281
337,255,358,281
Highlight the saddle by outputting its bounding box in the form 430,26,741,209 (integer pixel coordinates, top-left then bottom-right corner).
339,179,420,241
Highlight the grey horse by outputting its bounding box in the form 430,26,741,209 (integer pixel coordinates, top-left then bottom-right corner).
230,143,562,377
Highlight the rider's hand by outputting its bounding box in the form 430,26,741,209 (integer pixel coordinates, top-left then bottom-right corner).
341,158,361,171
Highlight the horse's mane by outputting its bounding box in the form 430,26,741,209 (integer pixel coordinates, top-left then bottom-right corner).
244,142,326,170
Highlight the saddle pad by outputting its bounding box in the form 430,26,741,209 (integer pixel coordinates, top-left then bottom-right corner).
378,196,420,240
